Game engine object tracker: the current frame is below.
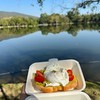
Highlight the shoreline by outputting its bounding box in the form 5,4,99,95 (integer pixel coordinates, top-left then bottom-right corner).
0,22,99,29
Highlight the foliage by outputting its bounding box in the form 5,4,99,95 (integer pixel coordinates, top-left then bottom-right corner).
0,83,23,100
67,8,80,23
0,17,38,27
37,0,45,6
35,0,100,10
39,12,100,25
39,13,48,24
0,12,100,28
77,0,100,9
84,81,100,100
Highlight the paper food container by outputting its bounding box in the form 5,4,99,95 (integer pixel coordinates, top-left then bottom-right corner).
25,59,91,100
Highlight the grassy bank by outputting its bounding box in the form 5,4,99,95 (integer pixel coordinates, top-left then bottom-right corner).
0,81,100,100
84,81,100,100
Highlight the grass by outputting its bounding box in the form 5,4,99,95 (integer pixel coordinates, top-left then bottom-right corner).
0,83,23,100
84,81,100,100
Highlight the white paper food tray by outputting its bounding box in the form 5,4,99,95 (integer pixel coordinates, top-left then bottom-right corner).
25,92,91,100
25,59,91,100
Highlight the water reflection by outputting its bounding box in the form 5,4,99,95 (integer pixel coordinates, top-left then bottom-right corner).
0,24,100,83
0,23,100,40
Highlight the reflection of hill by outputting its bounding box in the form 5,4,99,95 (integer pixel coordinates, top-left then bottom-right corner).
0,27,39,40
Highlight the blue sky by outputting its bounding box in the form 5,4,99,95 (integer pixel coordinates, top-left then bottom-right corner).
0,0,100,17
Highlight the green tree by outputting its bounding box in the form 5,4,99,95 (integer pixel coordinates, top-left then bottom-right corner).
39,13,48,24
48,13,62,25
67,8,80,23
82,15,91,23
61,15,70,24
0,18,9,26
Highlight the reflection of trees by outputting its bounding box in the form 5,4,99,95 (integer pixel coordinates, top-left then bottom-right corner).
67,24,81,36
0,27,39,35
39,23,100,36
0,23,100,40
0,27,39,40
39,25,69,35
82,23,100,31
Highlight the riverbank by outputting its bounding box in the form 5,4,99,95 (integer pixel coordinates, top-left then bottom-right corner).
0,81,100,100
84,81,100,100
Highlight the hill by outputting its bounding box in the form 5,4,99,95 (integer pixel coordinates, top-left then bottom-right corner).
0,11,38,18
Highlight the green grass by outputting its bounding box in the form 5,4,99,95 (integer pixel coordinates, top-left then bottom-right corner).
84,81,100,100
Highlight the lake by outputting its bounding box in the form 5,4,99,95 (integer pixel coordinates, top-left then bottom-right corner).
0,24,100,83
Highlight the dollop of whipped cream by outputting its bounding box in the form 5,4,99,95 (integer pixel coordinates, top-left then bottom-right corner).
44,63,69,86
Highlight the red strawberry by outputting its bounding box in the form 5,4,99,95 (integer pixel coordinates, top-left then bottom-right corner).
67,69,73,76
67,69,74,81
69,74,74,81
34,70,45,83
35,76,45,83
36,70,43,77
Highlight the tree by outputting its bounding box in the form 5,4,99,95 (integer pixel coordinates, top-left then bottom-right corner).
48,14,62,25
61,15,70,24
0,18,9,26
39,13,48,24
67,8,80,23
77,0,100,9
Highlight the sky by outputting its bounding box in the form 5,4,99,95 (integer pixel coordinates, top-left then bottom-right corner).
0,0,100,17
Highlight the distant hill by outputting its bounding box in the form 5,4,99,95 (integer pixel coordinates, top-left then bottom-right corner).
0,11,38,18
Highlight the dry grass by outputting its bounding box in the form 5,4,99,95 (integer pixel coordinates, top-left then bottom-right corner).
0,83,23,100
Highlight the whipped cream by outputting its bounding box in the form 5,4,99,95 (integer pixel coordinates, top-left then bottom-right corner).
45,82,60,87
44,63,61,75
44,63,69,86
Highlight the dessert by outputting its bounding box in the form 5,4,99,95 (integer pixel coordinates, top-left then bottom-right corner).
32,62,77,93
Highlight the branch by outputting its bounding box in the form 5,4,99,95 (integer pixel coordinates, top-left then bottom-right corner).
77,0,100,8
0,84,9,100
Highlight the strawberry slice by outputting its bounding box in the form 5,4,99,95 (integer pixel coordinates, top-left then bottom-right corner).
67,69,73,76
34,70,45,83
69,74,74,81
36,70,43,77
35,76,45,83
66,69,74,81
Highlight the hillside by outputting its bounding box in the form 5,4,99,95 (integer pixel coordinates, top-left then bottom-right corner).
0,11,38,18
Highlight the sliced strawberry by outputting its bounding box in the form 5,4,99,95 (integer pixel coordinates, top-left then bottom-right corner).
35,75,45,83
36,70,43,77
35,70,45,83
67,69,73,76
69,74,74,81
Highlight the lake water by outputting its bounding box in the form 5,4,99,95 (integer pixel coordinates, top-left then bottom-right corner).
0,24,100,83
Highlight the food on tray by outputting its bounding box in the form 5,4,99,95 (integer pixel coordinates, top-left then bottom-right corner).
32,62,77,93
